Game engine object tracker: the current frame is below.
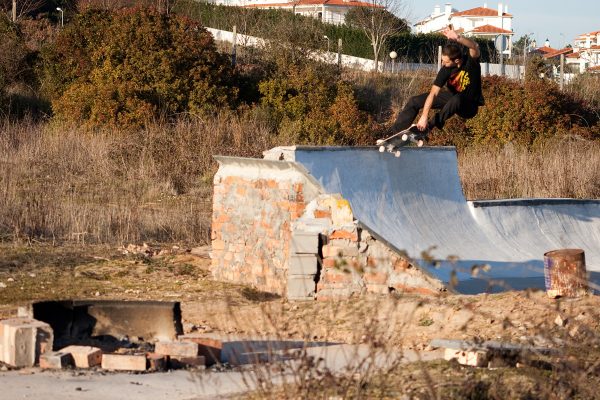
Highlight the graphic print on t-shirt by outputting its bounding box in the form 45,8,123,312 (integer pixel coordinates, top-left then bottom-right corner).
448,70,470,92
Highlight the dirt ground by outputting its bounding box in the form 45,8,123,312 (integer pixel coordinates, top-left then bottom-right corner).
1,243,600,398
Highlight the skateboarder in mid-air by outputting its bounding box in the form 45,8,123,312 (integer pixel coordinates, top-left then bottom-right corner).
390,25,485,139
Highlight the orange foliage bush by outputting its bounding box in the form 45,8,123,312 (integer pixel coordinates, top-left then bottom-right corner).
42,8,237,128
428,75,600,147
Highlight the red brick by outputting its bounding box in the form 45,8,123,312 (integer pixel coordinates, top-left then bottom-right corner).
330,230,358,241
155,341,198,357
322,258,337,268
101,354,147,371
314,209,332,219
39,351,74,369
178,334,222,366
322,270,351,284
60,345,102,368
392,284,440,296
212,240,226,250
364,271,388,285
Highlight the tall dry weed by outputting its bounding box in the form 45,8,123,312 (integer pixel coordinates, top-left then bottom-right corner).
0,112,274,244
458,140,600,200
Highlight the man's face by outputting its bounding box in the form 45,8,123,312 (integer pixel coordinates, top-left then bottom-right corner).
441,55,460,68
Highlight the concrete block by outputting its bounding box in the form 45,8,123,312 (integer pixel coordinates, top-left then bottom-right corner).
169,355,206,369
60,345,102,368
155,341,198,357
101,354,147,371
287,275,316,300
289,254,318,275
290,232,319,254
178,334,222,365
39,351,74,369
444,348,489,367
0,318,53,368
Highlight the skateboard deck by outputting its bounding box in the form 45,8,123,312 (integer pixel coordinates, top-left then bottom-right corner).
376,125,426,157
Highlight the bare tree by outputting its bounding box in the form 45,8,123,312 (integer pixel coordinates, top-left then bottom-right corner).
345,0,408,72
1,0,46,20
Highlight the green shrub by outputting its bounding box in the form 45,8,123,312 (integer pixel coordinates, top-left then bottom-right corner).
258,63,372,145
427,75,600,147
0,15,28,97
42,8,237,128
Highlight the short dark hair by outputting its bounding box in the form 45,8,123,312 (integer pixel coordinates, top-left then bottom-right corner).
442,43,462,61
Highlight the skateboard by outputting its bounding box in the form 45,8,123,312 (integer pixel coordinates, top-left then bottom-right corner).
376,125,426,157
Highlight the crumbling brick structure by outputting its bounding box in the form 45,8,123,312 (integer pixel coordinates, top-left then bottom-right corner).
210,152,445,300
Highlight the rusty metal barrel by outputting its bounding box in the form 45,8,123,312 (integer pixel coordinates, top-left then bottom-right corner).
543,249,589,298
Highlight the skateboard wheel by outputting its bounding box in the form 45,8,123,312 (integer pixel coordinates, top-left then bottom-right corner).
401,133,409,141
394,151,401,158
379,145,385,153
417,140,424,147
376,139,384,145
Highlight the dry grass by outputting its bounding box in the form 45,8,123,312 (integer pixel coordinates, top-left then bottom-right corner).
3,114,600,247
0,113,273,245
458,140,600,200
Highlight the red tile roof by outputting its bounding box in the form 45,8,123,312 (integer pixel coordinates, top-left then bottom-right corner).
469,24,512,35
535,46,560,54
452,6,512,17
577,30,600,39
588,65,600,72
566,52,580,58
591,45,600,50
543,47,574,59
243,0,378,7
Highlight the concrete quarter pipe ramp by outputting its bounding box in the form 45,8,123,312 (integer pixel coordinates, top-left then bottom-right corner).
279,146,600,294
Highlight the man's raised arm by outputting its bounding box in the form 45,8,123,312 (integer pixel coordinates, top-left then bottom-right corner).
443,27,481,59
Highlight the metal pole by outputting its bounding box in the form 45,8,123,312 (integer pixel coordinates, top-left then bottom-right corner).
523,37,527,80
500,35,505,76
337,38,342,70
560,54,565,90
437,45,442,71
232,25,237,67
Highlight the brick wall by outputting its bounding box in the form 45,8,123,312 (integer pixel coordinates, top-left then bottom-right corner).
211,156,445,300
211,157,321,295
302,195,445,300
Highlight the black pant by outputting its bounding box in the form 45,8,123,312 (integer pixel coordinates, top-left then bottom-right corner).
393,91,479,132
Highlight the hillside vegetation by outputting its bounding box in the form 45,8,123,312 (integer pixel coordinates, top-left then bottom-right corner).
0,4,600,244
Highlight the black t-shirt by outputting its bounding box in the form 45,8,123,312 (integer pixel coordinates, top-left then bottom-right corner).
434,54,484,106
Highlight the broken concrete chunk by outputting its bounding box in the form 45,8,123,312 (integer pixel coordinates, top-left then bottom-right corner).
444,348,489,367
554,314,567,327
0,318,53,368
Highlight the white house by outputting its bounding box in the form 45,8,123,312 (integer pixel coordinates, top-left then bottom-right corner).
414,3,514,56
566,29,600,73
217,0,377,25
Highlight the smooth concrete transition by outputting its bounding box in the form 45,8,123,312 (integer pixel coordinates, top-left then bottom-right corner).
284,146,600,294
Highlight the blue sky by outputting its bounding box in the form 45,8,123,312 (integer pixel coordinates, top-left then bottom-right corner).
404,1,600,48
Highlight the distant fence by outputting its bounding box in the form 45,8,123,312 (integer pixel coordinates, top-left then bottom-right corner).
207,27,525,79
